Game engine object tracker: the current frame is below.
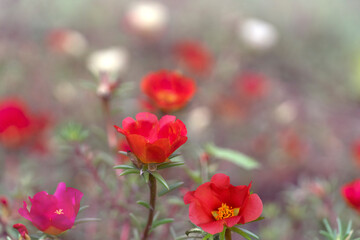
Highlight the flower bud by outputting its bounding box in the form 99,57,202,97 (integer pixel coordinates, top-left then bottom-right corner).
13,223,31,240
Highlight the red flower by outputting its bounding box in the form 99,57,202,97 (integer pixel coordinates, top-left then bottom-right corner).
174,41,212,75
236,72,268,99
0,98,49,149
184,173,263,234
13,223,30,240
352,141,360,166
141,70,196,112
342,179,360,213
18,182,83,235
114,112,187,164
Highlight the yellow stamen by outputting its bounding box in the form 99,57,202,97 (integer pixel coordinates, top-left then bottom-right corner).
211,203,240,220
156,91,178,103
54,209,64,215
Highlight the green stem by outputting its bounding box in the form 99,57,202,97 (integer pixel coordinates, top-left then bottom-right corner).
225,228,232,240
141,173,157,240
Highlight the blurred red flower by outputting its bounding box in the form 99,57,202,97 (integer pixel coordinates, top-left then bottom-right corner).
141,70,196,112
13,223,30,240
18,182,83,235
0,98,49,150
352,141,360,166
279,129,306,160
114,112,187,164
174,41,212,75
184,173,263,234
46,29,87,56
236,72,268,99
342,179,360,213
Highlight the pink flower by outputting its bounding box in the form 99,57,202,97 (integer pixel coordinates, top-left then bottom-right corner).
18,182,83,235
342,179,360,213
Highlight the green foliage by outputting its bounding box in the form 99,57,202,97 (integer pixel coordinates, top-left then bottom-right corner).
113,164,137,170
150,171,170,190
118,169,141,176
205,143,260,170
319,218,360,240
230,227,260,240
58,122,89,142
136,200,152,210
157,161,185,170
150,218,174,232
74,217,101,225
158,182,184,196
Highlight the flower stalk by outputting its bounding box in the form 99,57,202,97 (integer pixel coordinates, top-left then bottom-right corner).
225,228,232,240
142,173,157,240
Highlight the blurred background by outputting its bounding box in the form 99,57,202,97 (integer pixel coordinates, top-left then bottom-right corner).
1,0,360,239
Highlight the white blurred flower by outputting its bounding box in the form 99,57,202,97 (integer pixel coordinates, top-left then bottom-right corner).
125,1,168,36
187,107,211,134
238,18,278,50
87,47,128,79
48,29,88,57
274,101,297,124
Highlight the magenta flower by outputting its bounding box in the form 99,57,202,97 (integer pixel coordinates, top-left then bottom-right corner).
18,182,83,235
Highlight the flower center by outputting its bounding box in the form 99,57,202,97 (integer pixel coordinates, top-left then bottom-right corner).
211,203,240,220
156,91,178,104
54,209,64,215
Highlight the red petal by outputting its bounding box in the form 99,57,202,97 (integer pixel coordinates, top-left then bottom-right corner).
198,220,225,235
126,134,147,163
143,138,170,163
241,194,263,223
211,173,230,188
135,112,158,123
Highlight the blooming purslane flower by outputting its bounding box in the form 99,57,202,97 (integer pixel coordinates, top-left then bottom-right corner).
18,182,83,235
342,179,360,213
141,70,196,112
184,173,263,234
174,41,212,75
0,98,48,149
114,112,187,164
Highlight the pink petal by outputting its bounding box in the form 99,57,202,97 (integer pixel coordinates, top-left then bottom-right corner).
18,201,32,222
159,115,176,128
51,214,75,232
